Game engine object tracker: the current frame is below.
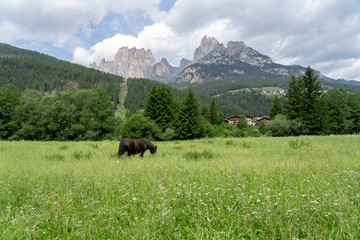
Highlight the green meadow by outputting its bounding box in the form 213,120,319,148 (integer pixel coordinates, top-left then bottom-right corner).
1,136,359,239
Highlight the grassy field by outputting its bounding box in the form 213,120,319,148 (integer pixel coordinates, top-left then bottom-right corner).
0,136,359,239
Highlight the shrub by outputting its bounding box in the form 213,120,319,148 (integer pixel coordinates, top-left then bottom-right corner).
121,113,161,141
265,114,301,137
198,117,216,138
160,128,176,141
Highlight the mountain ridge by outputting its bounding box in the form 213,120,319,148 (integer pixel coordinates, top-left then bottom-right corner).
90,36,347,87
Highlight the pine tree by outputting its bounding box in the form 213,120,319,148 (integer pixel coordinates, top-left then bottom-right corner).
144,83,177,132
209,99,219,125
285,67,323,135
320,89,352,134
285,74,303,120
144,83,160,121
269,95,282,120
300,67,323,134
201,106,209,120
176,86,201,139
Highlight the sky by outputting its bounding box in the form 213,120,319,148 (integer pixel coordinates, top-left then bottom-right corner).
1,0,360,81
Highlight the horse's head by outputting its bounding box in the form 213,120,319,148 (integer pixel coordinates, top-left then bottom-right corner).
150,145,157,154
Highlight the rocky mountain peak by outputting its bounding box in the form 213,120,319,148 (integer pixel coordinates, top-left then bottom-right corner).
89,35,318,84
179,58,191,69
90,46,157,79
153,58,172,75
193,35,220,62
226,41,247,54
226,41,272,67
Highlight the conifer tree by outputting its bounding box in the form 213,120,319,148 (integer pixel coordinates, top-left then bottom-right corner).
285,67,323,134
300,67,323,134
176,86,201,139
320,89,351,134
285,74,303,120
269,95,282,120
209,98,219,125
144,83,177,132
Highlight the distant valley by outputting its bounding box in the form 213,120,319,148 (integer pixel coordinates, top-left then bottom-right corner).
2,38,360,117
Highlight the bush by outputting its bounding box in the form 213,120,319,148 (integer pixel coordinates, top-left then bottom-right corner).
213,124,234,137
198,117,216,138
121,113,161,141
265,114,301,137
160,128,176,141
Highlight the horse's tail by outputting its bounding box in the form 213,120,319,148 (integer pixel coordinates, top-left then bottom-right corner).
118,140,126,157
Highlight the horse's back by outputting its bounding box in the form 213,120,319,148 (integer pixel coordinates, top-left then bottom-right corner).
118,138,156,157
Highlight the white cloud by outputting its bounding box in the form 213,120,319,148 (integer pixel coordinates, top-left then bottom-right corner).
315,58,360,81
73,33,144,65
73,18,238,66
0,0,161,44
2,0,360,80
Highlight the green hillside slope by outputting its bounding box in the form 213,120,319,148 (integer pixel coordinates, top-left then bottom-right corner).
0,43,124,104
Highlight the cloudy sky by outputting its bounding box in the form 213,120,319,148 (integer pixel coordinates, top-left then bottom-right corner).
1,0,360,81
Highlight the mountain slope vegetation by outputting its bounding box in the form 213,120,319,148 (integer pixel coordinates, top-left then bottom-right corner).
0,43,124,105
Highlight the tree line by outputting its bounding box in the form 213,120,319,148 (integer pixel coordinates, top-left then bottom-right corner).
266,67,360,136
121,83,262,140
1,67,359,141
0,85,120,141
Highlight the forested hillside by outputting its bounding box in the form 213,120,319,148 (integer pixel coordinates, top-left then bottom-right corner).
124,78,274,116
0,43,124,105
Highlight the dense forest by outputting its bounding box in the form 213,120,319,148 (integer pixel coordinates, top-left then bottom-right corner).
0,85,119,141
179,62,291,96
178,62,360,95
0,43,124,105
124,77,275,117
214,91,274,116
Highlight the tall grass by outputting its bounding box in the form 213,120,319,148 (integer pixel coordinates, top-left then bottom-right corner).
0,136,359,239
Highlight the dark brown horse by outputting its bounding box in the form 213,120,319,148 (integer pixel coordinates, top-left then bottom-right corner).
118,138,157,157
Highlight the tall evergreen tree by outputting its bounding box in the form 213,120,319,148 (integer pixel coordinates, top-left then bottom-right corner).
201,106,209,120
285,74,303,120
209,99,219,125
269,95,282,120
285,67,323,134
300,67,323,134
320,89,351,134
144,83,177,132
176,86,201,139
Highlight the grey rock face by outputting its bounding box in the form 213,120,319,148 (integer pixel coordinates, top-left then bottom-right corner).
193,35,220,62
90,46,191,83
89,35,323,85
91,47,156,79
